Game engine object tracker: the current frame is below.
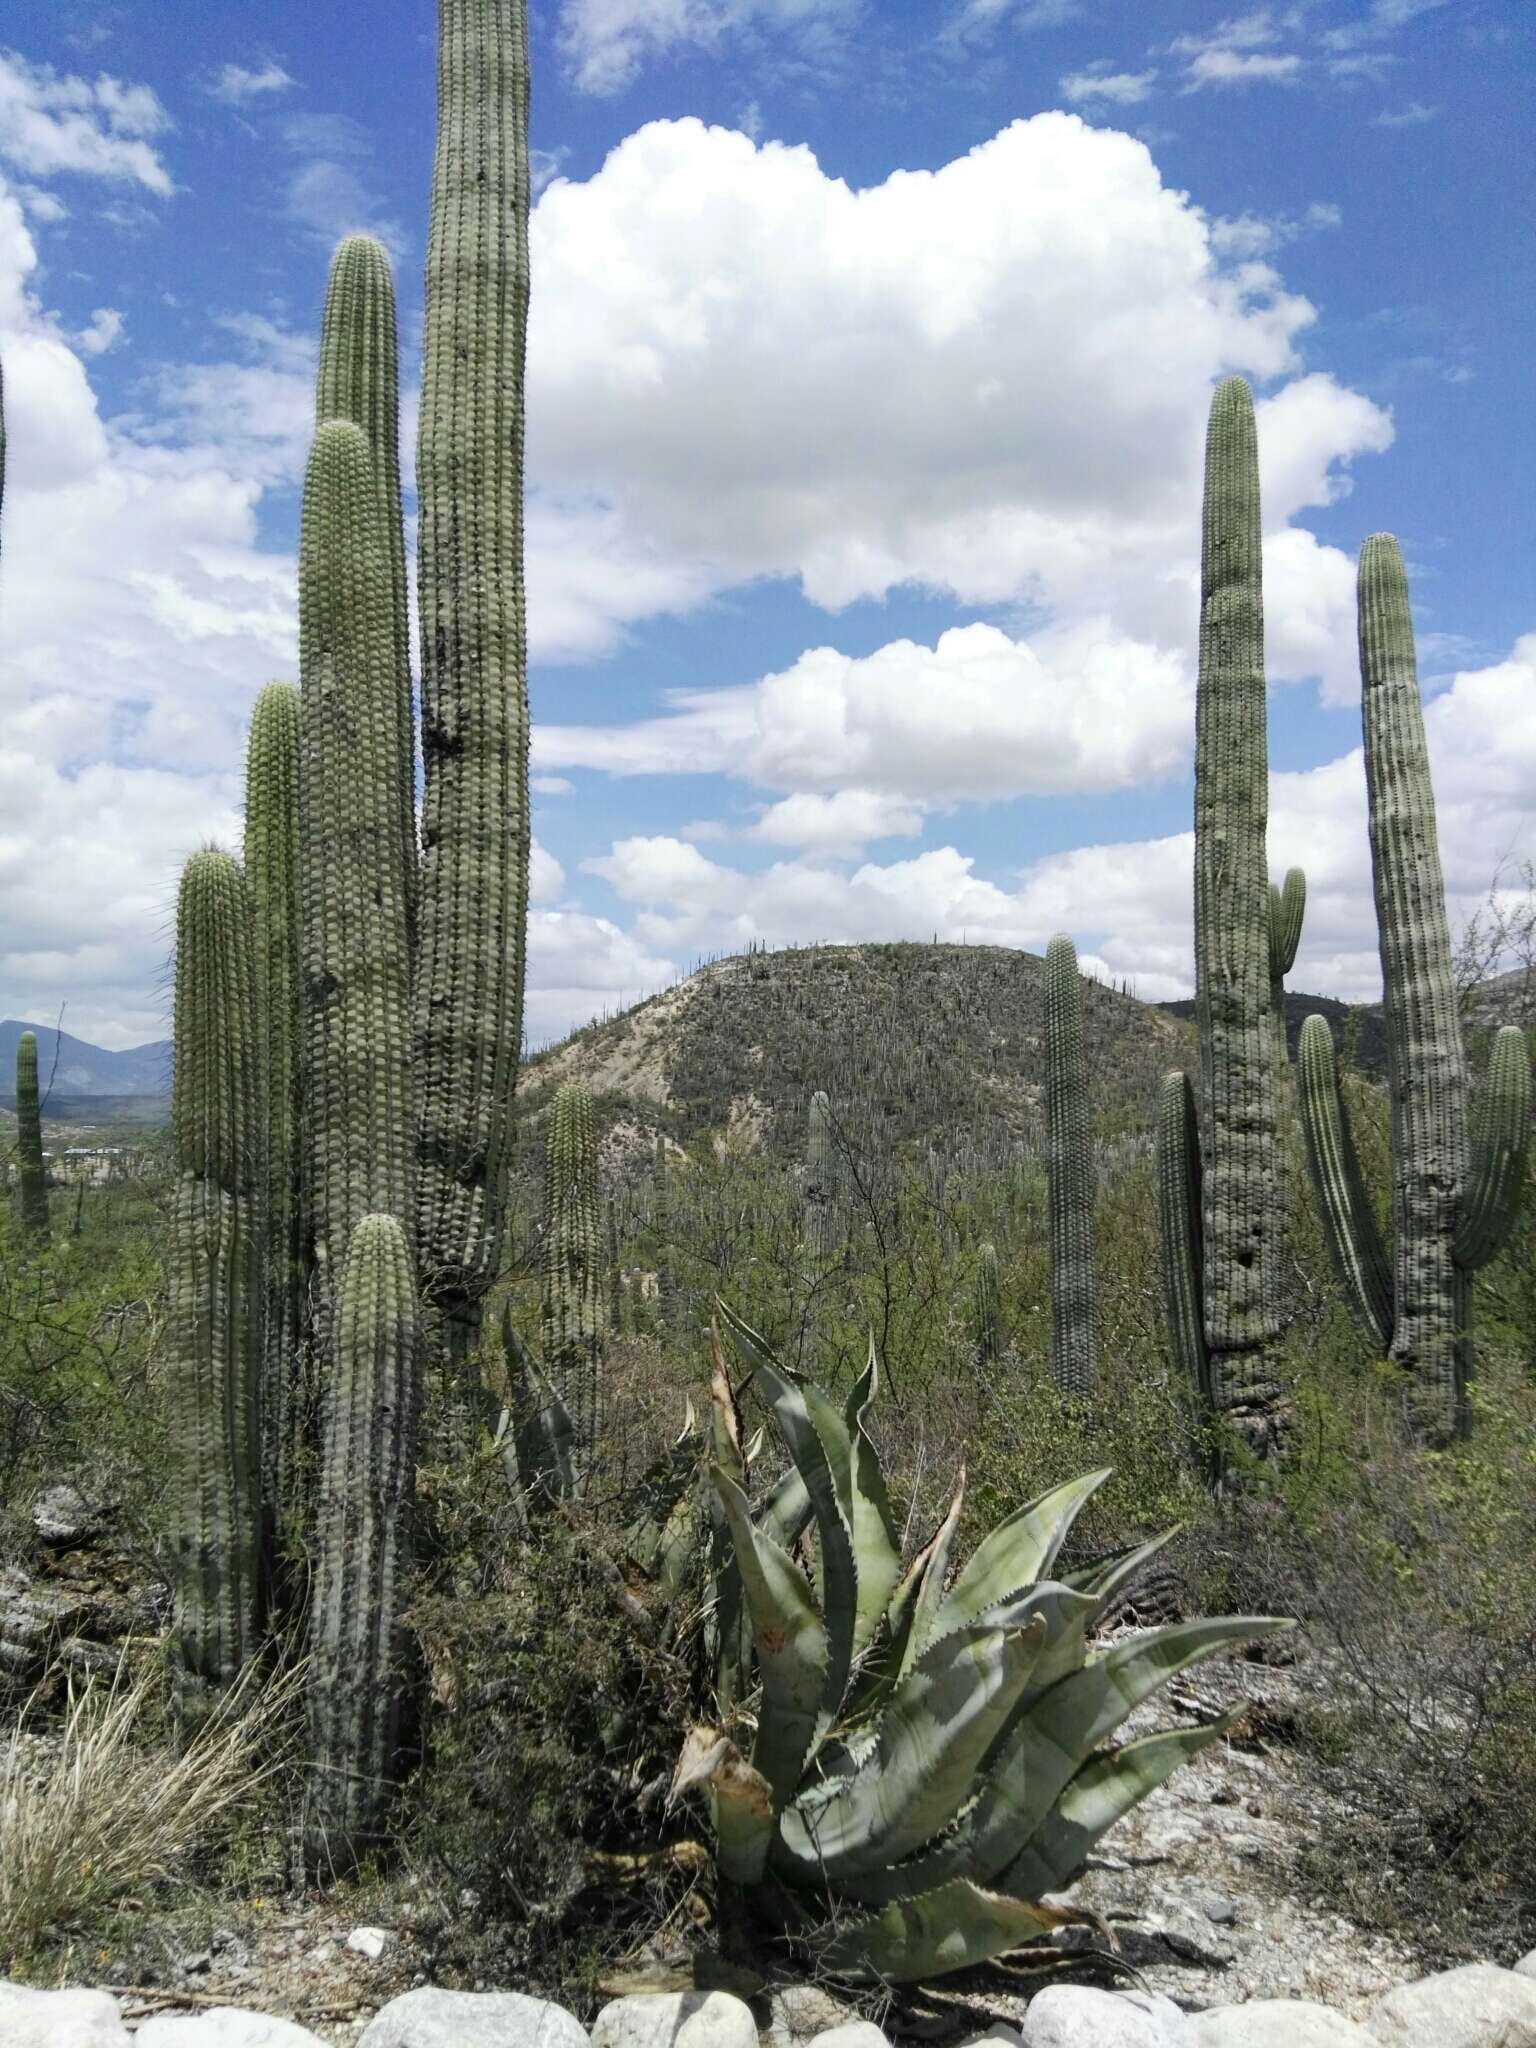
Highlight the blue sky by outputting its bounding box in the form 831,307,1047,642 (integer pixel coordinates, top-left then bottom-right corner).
0,0,1530,1046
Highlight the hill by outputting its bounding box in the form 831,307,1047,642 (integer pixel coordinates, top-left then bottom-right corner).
521,941,1194,1166
0,1020,171,1109
1159,989,1389,1080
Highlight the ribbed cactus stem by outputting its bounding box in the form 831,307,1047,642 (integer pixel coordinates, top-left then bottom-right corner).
416,0,532,1351
653,1134,675,1330
317,234,416,949
1361,534,1469,1431
1456,1026,1530,1270
1156,1071,1209,1410
805,1089,835,1264
299,421,416,1284
168,849,261,1689
245,683,304,1539
1044,935,1097,1395
1297,1014,1393,1353
306,1213,421,1868
1193,376,1279,1411
14,1032,49,1243
541,1084,603,1467
1267,867,1306,1075
974,1241,1001,1369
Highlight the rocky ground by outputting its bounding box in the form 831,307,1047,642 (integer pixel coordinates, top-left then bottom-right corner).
5,1491,1536,2046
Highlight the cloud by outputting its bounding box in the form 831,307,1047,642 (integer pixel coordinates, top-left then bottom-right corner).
557,0,859,95
1323,0,1450,51
1209,202,1341,258
0,50,172,195
75,305,123,355
525,113,1387,681
946,0,1081,41
277,112,403,253
1374,100,1438,125
206,62,296,106
1060,66,1157,106
1184,50,1302,88
749,790,924,852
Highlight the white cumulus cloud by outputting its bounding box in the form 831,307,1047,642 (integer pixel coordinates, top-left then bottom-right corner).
0,51,172,195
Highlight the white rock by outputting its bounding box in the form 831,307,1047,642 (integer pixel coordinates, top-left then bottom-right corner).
956,2029,1024,2048
1189,2001,1376,2046
1021,1985,1189,2047
348,1927,390,1960
1367,1964,1536,2048
1515,1952,1536,1982
0,1982,129,2048
360,1989,590,2048
135,2014,330,2047
805,2025,888,2048
591,1992,757,2048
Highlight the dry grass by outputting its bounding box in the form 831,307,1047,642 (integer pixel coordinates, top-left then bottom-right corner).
0,1650,301,1960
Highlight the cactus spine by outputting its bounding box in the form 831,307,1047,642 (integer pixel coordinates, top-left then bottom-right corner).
299,420,417,1282
1268,867,1306,1076
14,1032,49,1243
541,1084,603,1467
307,1214,422,1865
1167,377,1280,1432
167,850,262,1688
1044,934,1097,1394
415,0,533,1357
245,684,304,1539
805,1088,835,1263
1298,537,1531,1438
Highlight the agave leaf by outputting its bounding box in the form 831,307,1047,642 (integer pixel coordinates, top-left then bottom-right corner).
935,1470,1110,1639
776,1617,1046,1883
710,1325,748,1491
671,1724,777,1886
501,1309,576,1505
1002,1710,1242,1901
717,1299,857,1732
710,1463,829,1807
758,1462,814,1554
817,1876,1065,1983
902,1469,966,1674
842,1340,902,1657
841,1507,951,1727
1061,1525,1179,1609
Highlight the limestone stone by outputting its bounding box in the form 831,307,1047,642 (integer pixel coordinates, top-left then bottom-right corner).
360,1988,590,2048
1367,1964,1536,2048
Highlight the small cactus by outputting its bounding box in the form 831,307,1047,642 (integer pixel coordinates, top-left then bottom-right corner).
805,1088,836,1264
541,1084,603,1467
14,1032,49,1244
1044,935,1097,1395
974,1241,1002,1368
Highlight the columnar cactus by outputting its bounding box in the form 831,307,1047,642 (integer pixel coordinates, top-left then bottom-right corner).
299,420,417,1281
1298,537,1531,1438
415,0,533,1357
306,1213,422,1866
317,234,416,949
805,1088,835,1263
541,1083,603,1466
14,1031,49,1243
245,684,304,1536
1162,378,1281,1438
167,849,262,1688
1268,867,1306,1077
974,1240,1001,1369
1044,935,1097,1395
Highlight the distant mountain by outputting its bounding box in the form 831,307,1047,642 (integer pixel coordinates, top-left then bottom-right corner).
1158,990,1388,1080
0,1021,171,1105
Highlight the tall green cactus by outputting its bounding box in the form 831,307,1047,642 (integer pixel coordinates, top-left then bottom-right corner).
299,420,416,1282
317,234,416,950
1044,934,1097,1395
167,849,262,1688
415,0,533,1357
1268,867,1306,1077
307,1213,422,1866
14,1032,49,1244
1163,377,1281,1437
1298,537,1531,1438
541,1084,603,1468
245,684,304,1540
974,1240,1002,1369
805,1088,835,1264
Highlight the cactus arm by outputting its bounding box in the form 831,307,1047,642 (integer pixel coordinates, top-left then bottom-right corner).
317,234,418,949
1297,1015,1394,1353
1359,535,1468,1433
415,0,533,1345
1044,934,1098,1394
1456,1024,1530,1271
1193,377,1280,1406
1156,1071,1209,1409
167,850,262,1689
306,1214,422,1867
1268,866,1306,1075
14,1032,50,1243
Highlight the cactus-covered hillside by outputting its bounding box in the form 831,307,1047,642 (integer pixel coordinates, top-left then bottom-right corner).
520,940,1192,1163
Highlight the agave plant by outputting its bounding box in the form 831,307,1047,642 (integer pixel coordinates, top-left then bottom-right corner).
672,1301,1288,1983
